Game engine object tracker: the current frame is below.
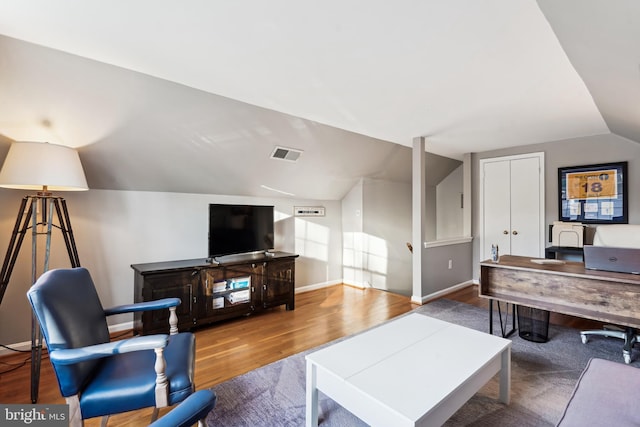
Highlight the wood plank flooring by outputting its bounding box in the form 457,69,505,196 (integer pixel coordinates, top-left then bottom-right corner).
0,284,603,426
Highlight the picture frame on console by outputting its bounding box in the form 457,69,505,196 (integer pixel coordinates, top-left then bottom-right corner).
558,161,628,224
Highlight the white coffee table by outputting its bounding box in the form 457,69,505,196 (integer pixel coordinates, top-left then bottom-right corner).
305,313,511,427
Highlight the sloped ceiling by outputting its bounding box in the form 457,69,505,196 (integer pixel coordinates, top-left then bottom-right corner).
0,1,637,200
537,0,640,144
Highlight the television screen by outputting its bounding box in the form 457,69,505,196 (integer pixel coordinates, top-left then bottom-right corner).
208,204,274,258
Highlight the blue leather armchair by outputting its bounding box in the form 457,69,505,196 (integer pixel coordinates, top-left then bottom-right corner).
150,389,216,427
27,267,196,426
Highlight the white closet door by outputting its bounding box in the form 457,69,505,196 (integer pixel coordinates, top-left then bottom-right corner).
509,156,542,257
480,153,544,261
482,160,512,257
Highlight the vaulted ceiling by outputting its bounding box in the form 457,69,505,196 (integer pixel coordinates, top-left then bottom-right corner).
0,1,637,200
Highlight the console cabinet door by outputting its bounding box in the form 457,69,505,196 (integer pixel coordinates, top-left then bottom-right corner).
224,263,263,310
264,259,295,310
142,270,196,334
200,265,255,322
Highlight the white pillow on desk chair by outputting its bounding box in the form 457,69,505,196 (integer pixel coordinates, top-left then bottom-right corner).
593,224,640,248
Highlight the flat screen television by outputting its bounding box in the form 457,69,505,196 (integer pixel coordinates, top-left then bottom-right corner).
208,204,274,258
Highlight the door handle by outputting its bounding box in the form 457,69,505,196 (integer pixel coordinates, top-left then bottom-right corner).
512,230,518,235
503,230,509,235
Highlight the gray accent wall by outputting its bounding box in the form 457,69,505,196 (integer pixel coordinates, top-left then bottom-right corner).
471,133,640,279
422,241,473,298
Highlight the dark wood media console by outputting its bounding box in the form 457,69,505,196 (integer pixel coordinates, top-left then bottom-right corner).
131,251,298,335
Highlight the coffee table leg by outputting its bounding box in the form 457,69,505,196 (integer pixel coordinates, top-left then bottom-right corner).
306,359,319,427
499,347,511,404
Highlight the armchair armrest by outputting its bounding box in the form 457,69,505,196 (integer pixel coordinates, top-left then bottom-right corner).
49,334,168,365
104,298,181,316
105,298,182,335
149,389,217,427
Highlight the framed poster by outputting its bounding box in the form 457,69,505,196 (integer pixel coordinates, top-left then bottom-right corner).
558,161,628,224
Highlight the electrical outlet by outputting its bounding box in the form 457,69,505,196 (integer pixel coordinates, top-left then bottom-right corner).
448,259,453,269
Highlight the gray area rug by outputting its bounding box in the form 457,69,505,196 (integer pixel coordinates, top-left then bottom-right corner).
206,299,639,426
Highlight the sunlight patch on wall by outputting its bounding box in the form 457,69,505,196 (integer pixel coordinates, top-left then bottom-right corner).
342,231,388,289
369,272,388,289
342,266,361,285
363,234,388,275
294,217,329,262
342,231,363,268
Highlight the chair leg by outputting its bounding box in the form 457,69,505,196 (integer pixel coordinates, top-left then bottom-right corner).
622,328,637,364
581,329,626,343
100,415,109,427
581,326,637,364
151,407,160,423
154,347,169,407
66,395,84,427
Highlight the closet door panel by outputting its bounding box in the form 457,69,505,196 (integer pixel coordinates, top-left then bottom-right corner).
510,156,542,257
482,160,512,259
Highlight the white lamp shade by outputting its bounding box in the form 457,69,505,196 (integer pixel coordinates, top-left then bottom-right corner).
0,142,88,191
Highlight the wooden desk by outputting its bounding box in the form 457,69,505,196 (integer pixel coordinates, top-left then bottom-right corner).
480,255,640,329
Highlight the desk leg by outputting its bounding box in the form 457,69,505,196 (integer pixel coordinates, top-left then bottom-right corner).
489,300,516,338
489,299,494,335
499,347,511,404
305,359,318,427
497,302,517,338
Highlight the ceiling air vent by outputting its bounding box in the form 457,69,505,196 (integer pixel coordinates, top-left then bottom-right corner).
270,146,302,162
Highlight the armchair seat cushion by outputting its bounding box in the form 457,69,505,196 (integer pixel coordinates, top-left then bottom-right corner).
80,332,195,419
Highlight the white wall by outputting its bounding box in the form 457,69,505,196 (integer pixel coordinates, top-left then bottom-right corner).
362,178,412,296
341,178,414,296
436,165,464,240
341,180,364,287
0,189,343,345
425,184,437,241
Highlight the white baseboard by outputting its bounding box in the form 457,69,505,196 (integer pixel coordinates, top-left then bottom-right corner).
295,279,342,293
0,340,31,356
340,279,371,289
0,322,135,357
412,280,475,305
109,321,134,334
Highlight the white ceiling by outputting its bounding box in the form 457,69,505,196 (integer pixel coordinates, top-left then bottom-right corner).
0,0,637,199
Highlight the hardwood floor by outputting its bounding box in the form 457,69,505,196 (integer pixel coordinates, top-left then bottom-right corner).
0,284,602,426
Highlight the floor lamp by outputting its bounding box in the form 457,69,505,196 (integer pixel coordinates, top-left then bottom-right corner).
0,141,88,403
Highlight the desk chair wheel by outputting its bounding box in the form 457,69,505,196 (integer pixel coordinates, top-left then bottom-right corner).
580,333,588,344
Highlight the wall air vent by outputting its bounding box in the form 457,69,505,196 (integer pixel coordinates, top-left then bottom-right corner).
270,146,303,162
294,206,325,217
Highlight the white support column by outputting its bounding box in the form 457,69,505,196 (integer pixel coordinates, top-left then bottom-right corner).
463,153,472,237
411,137,426,304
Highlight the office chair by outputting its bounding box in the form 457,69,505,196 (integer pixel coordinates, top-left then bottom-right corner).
580,224,640,364
27,267,196,426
